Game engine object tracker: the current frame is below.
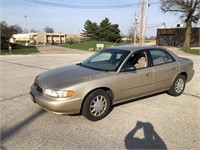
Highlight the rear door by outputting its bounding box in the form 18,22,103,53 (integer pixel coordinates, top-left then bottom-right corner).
148,49,179,92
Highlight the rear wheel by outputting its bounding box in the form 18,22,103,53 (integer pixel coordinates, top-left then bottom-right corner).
82,89,111,121
168,74,186,96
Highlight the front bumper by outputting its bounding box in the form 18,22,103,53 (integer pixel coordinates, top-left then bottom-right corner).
30,84,82,115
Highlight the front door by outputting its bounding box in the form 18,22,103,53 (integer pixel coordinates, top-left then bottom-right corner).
117,50,153,102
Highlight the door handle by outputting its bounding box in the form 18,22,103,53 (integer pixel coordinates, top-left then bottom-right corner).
146,72,152,76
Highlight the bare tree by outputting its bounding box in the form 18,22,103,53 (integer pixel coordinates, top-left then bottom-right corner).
128,27,134,39
23,29,29,34
160,0,200,48
10,25,23,34
30,28,39,33
1,21,23,37
1,21,23,48
43,26,54,33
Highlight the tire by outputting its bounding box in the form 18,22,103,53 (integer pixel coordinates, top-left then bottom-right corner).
82,89,111,121
168,74,186,96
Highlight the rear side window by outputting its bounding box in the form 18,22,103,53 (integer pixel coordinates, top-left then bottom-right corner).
149,49,174,66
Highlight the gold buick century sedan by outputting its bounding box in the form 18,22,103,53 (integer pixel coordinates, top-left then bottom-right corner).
30,46,194,121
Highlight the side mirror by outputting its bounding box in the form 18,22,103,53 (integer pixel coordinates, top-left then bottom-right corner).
121,66,136,72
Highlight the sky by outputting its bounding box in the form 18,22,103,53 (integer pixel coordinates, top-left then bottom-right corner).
1,0,199,37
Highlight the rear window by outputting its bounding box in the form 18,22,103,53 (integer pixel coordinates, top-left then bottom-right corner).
149,49,174,65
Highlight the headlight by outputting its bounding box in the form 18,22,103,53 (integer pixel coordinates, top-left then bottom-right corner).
44,89,74,98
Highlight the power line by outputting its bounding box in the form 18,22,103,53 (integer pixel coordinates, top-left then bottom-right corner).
147,23,166,28
147,24,163,28
23,0,160,9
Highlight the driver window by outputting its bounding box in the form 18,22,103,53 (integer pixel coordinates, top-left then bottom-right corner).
123,51,148,70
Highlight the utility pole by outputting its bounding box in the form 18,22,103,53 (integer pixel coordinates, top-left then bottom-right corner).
143,0,150,45
139,0,145,46
133,12,138,45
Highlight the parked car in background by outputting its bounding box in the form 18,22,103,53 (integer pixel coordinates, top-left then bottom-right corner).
30,46,194,121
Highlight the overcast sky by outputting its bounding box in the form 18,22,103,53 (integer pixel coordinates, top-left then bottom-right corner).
1,0,199,37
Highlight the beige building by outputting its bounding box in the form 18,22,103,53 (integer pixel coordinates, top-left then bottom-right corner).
37,32,66,44
11,32,82,44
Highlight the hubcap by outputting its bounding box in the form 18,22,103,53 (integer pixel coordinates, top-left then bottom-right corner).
90,95,107,116
175,78,184,93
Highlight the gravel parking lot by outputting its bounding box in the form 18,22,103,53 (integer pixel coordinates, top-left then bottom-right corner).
0,47,200,150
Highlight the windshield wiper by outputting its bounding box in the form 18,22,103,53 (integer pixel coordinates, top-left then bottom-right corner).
77,63,114,72
104,69,115,72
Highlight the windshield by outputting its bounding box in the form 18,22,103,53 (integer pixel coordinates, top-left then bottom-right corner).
80,49,130,71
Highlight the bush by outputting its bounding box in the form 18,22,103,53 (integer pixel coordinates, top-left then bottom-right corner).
1,36,10,49
66,38,78,44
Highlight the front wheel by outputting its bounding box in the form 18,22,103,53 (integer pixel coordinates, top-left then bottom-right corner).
168,74,186,96
82,89,111,121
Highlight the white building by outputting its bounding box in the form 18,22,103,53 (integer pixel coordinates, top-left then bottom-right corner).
10,32,81,44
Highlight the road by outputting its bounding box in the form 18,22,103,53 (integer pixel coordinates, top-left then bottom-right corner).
0,46,200,150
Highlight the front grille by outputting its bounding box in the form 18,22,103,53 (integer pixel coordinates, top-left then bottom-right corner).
36,85,43,93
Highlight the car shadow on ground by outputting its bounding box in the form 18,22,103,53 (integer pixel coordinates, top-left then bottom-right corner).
124,121,167,149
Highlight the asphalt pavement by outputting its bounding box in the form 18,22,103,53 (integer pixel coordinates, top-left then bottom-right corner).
0,46,200,150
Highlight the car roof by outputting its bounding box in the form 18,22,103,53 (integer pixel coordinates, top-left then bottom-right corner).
106,45,179,59
107,45,163,52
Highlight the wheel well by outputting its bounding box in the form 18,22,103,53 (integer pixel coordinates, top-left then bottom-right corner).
179,72,187,80
80,87,114,113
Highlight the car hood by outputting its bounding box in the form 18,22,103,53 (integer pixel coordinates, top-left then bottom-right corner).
36,64,105,89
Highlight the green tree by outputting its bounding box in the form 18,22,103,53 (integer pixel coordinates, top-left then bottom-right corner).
161,0,200,48
107,24,121,42
99,18,121,42
82,20,99,40
99,18,111,41
82,18,121,42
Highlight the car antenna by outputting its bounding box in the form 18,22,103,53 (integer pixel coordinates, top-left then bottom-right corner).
112,39,120,47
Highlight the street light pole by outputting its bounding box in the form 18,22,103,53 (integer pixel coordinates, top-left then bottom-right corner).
133,12,138,45
25,15,28,46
